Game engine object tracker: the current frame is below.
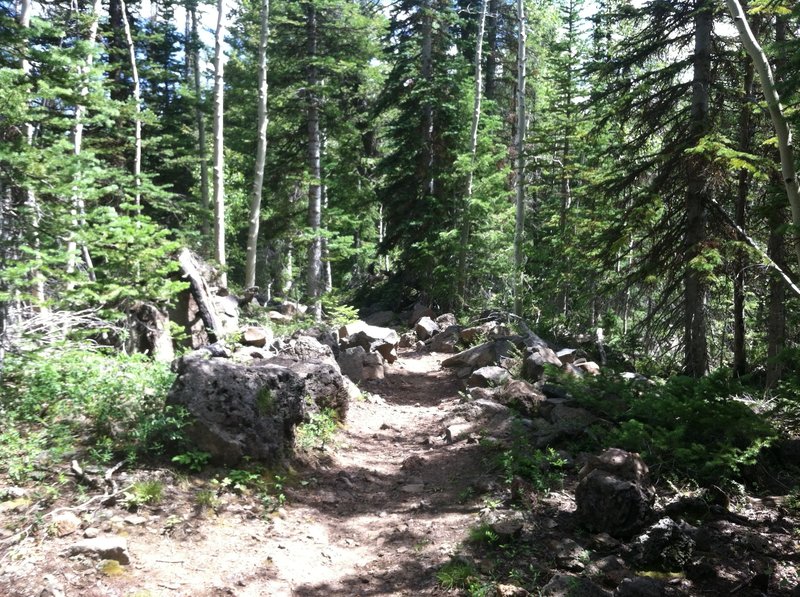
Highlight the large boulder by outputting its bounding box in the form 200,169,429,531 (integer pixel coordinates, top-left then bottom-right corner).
632,517,696,572
495,380,546,417
166,356,305,466
442,339,513,370
414,316,440,340
431,325,461,353
268,337,349,418
468,366,511,388
408,302,436,325
338,320,400,364
575,449,655,538
522,347,563,381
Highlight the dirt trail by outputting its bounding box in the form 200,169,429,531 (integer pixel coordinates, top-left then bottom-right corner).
2,350,492,597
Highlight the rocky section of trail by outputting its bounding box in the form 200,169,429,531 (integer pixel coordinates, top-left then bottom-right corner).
0,350,501,597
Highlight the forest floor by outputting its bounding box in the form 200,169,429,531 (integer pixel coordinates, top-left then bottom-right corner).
2,348,800,597
0,350,505,596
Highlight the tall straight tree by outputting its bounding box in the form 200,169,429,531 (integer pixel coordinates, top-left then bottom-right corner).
513,0,527,316
683,0,713,377
244,0,270,289
190,2,210,238
67,0,103,283
305,1,323,321
213,0,228,287
120,0,142,214
456,0,488,307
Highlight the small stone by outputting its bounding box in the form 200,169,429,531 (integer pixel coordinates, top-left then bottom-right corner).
52,512,82,537
124,515,147,526
64,536,130,564
401,484,425,493
83,527,100,539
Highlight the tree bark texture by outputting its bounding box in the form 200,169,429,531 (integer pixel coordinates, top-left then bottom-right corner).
513,0,527,316
683,0,712,377
213,0,227,287
245,0,270,289
305,2,323,321
456,0,488,309
191,5,210,238
725,0,800,271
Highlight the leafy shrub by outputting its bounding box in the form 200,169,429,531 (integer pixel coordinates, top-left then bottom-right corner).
0,344,180,480
499,422,567,493
565,370,777,485
295,408,339,450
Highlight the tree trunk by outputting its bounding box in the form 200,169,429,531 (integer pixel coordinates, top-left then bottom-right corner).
456,0,488,310
513,0,527,316
485,0,498,100
733,53,754,377
190,5,210,239
421,0,434,196
683,0,712,377
120,0,142,215
725,0,800,271
305,2,323,321
67,0,102,283
19,0,45,305
245,0,270,289
212,0,227,287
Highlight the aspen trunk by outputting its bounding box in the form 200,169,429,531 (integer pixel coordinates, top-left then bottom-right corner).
456,0,488,309
67,0,102,283
245,0,270,289
725,0,800,271
733,55,754,377
190,5,210,238
683,0,712,377
212,0,227,287
19,0,45,305
120,0,142,215
513,0,527,316
305,2,323,321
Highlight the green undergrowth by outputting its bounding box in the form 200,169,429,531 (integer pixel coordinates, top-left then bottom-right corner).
295,408,340,451
557,369,779,486
0,344,182,483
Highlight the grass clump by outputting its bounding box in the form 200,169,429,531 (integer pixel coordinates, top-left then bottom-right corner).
123,479,164,509
295,408,339,451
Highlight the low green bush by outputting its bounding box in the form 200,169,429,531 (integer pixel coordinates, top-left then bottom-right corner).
0,344,181,481
563,369,777,485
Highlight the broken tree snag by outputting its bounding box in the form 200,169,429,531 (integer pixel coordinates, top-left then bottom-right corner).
177,248,225,342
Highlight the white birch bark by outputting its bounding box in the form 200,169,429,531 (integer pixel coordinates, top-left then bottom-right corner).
19,0,45,305
513,0,527,316
67,0,102,283
212,0,227,287
245,0,270,289
120,0,142,216
456,0,488,308
305,2,323,321
724,0,800,270
191,6,210,237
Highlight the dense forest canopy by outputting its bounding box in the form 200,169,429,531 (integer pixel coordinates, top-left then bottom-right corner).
1,0,800,382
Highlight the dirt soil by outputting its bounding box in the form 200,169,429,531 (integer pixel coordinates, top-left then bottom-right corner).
0,350,495,597
2,348,800,597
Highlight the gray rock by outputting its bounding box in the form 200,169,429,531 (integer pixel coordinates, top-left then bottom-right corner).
363,364,386,380
579,448,650,483
337,346,366,382
435,313,458,328
469,366,511,388
632,517,696,571
241,326,272,348
431,325,461,353
576,449,655,538
549,537,588,571
588,555,632,585
166,358,305,466
614,576,665,597
575,360,601,376
522,347,563,381
442,341,498,370
339,321,400,364
556,348,579,364
64,536,130,564
52,512,81,537
496,380,546,417
415,316,440,340
268,355,349,418
408,302,435,325
541,574,610,597
549,404,596,435
399,331,417,348
468,386,500,401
